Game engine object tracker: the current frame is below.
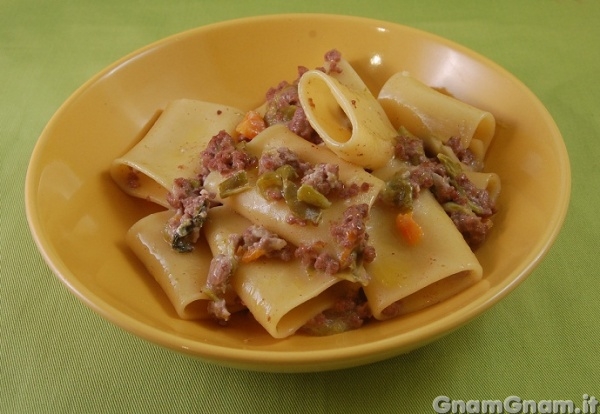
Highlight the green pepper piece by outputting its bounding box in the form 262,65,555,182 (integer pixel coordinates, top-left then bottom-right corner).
297,184,332,209
443,200,485,216
275,164,298,181
282,180,321,224
443,201,473,215
437,153,462,179
380,171,413,213
256,171,283,198
280,105,297,122
218,170,250,198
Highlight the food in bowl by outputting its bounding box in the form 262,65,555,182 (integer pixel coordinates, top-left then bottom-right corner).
110,49,500,339
26,14,570,371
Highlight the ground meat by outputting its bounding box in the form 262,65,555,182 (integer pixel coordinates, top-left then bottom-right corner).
294,242,340,275
323,49,343,74
265,80,297,104
204,232,243,323
314,253,341,274
206,226,295,296
381,301,402,319
428,171,495,248
300,286,371,336
297,159,371,200
263,70,322,143
300,163,342,196
205,253,235,296
395,134,428,165
361,244,377,264
417,168,495,247
297,65,310,78
430,171,495,217
261,49,349,145
331,204,370,250
336,181,372,199
429,173,459,203
164,179,212,252
200,130,256,177
166,177,202,209
454,173,495,217
445,137,483,171
126,169,141,189
207,298,230,322
287,106,321,143
387,132,497,248
259,149,370,202
258,147,311,176
449,211,493,249
238,225,295,261
285,214,310,227
330,204,375,269
407,163,437,196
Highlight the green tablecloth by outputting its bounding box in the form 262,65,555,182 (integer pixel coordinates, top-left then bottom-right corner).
2,1,598,412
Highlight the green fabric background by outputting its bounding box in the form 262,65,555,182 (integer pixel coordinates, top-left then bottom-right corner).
2,0,598,413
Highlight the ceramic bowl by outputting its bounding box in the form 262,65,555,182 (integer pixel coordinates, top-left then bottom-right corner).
25,14,570,372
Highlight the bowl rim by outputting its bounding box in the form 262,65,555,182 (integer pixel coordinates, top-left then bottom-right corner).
25,13,571,371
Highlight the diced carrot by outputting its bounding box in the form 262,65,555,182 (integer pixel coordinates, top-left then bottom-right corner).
339,246,353,265
241,247,266,263
395,212,423,246
235,110,266,140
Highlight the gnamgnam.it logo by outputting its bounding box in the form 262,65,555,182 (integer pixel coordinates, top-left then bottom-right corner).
432,394,599,414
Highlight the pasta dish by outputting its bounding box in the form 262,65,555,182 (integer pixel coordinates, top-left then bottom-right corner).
110,50,500,338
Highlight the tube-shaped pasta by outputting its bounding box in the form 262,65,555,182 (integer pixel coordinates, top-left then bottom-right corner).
378,72,496,161
383,269,482,316
298,70,397,169
364,191,483,320
111,99,245,207
202,207,348,339
126,210,214,320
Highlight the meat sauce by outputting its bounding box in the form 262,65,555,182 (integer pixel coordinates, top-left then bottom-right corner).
394,132,496,249
162,49,497,335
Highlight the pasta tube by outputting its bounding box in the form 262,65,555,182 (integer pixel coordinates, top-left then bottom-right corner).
298,69,397,169
126,210,214,320
111,99,245,207
364,191,483,320
202,207,348,339
378,72,496,161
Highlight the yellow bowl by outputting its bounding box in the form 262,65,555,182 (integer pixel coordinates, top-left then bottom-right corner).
25,14,570,372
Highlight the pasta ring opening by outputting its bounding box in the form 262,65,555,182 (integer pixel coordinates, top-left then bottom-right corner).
301,73,354,144
298,70,397,169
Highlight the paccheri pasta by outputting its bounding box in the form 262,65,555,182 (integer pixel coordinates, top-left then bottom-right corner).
110,49,500,338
